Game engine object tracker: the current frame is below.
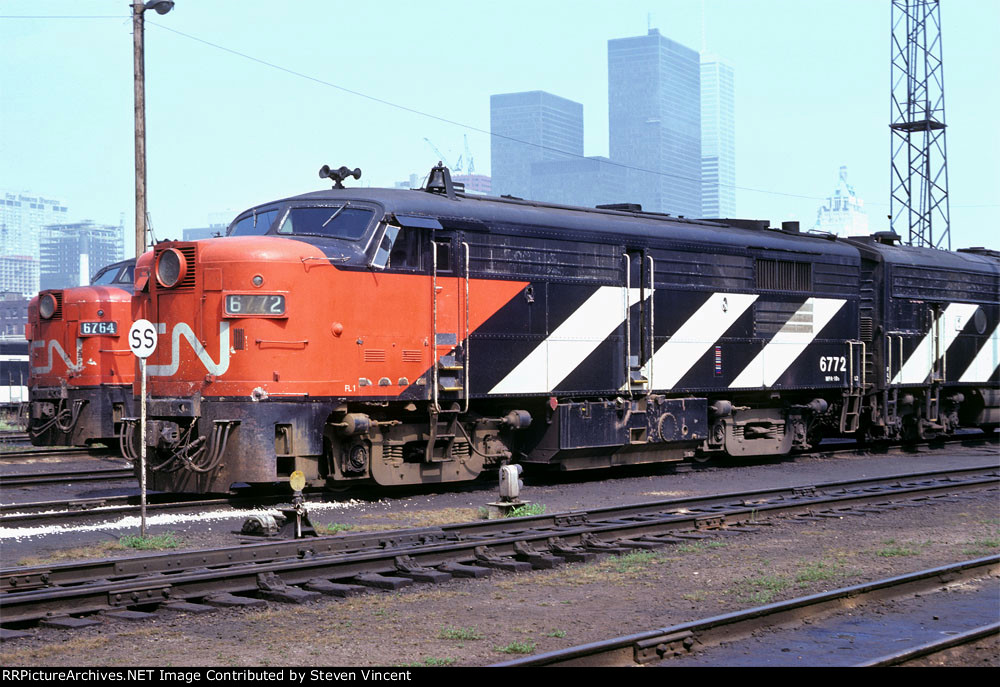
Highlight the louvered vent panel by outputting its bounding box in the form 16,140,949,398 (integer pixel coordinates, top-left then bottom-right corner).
860,317,874,342
50,291,63,320
402,350,422,363
175,245,197,291
364,349,386,362
755,258,812,292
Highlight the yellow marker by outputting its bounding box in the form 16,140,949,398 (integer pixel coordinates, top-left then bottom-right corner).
289,470,306,492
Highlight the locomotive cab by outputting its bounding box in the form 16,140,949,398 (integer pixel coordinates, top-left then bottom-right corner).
27,258,137,448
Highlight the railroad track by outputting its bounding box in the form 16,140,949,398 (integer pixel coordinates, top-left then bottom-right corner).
0,432,29,443
0,466,134,488
0,464,995,631
495,556,1000,667
0,446,116,462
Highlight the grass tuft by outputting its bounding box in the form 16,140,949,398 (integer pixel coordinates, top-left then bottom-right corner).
118,532,181,550
962,536,1000,557
506,503,546,518
875,539,919,557
739,572,789,605
495,641,535,655
438,626,483,641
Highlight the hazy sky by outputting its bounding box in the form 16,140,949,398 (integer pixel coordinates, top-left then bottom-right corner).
2,0,998,253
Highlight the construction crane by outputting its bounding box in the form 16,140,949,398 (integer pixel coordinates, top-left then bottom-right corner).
423,138,455,171
424,136,476,176
461,134,475,176
889,0,950,250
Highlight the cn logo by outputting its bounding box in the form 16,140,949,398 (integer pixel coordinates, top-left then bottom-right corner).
147,322,230,377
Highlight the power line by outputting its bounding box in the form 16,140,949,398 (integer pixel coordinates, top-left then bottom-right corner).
7,15,996,209
0,15,127,19
146,21,829,202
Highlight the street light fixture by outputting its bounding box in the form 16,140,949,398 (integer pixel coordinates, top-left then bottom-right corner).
132,1,174,259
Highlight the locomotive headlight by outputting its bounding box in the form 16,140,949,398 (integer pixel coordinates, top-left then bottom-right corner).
156,248,187,288
39,293,57,319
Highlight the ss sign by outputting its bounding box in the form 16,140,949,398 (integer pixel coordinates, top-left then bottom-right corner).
128,319,158,359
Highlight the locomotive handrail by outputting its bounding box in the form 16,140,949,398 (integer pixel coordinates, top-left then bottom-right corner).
886,333,904,384
300,256,350,263
623,253,631,397
431,236,440,414
846,339,867,391
462,241,470,414
647,254,655,391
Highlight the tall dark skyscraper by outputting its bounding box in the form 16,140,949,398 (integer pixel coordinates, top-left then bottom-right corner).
608,29,701,216
490,91,584,199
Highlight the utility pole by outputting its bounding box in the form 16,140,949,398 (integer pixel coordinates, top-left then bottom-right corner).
889,0,950,250
132,1,174,259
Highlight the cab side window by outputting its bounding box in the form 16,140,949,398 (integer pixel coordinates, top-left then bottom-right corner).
388,227,423,271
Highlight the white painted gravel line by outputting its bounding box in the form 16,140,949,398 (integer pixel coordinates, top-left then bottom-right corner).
0,499,372,542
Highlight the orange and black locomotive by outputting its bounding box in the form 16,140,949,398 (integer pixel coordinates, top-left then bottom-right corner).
128,164,1000,493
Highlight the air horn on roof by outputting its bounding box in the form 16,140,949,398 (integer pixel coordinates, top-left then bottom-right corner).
319,165,362,189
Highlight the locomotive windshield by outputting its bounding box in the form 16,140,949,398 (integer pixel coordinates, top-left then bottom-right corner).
91,262,134,286
276,205,374,240
229,208,280,236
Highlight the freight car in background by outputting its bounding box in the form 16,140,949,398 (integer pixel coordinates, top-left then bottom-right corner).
27,258,138,449
128,164,1000,494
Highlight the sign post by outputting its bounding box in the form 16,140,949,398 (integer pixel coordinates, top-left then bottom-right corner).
128,319,157,537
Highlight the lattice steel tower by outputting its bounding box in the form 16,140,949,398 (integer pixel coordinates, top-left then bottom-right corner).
889,0,950,250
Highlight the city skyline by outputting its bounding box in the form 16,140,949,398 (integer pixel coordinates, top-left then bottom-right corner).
1,1,997,252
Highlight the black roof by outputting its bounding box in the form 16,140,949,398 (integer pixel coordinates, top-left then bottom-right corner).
849,235,1000,276
237,184,860,260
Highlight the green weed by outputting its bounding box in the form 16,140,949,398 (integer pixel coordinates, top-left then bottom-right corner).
506,503,546,518
794,559,844,586
875,539,919,557
677,540,727,554
962,537,1000,557
438,626,483,641
495,641,535,654
419,657,455,666
739,573,789,605
118,532,180,550
315,522,354,534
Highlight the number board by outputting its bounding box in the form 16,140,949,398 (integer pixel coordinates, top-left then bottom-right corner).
80,321,118,336
224,294,286,316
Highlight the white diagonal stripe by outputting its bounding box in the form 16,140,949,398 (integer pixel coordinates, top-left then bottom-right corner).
892,303,981,385
489,286,640,395
730,297,847,388
645,292,758,389
959,320,999,383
